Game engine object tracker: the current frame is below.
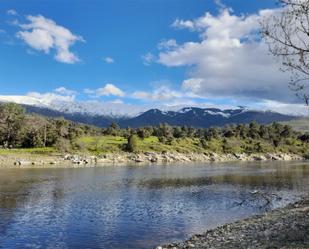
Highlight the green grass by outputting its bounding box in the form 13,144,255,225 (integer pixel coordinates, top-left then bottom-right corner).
77,136,213,154
75,135,309,156
76,136,127,154
0,147,56,155
0,135,307,157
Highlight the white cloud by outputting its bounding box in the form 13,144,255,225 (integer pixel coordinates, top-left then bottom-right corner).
103,56,114,64
132,85,199,102
86,84,125,97
214,0,227,9
23,87,77,105
254,100,309,116
54,87,76,95
172,19,194,30
27,91,75,104
83,88,95,95
97,84,125,97
7,9,18,16
17,15,84,63
182,78,204,93
109,99,124,104
158,7,296,103
158,39,178,50
141,52,155,66
8,19,20,26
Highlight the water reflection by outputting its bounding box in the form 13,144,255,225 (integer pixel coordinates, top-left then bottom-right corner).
139,168,308,189
0,161,308,249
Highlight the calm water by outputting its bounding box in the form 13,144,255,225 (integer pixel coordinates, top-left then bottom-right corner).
0,161,308,249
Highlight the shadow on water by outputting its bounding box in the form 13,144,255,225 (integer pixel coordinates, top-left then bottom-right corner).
0,161,308,249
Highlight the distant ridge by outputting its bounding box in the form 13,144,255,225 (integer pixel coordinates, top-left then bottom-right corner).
13,104,298,128
119,107,297,128
0,96,300,127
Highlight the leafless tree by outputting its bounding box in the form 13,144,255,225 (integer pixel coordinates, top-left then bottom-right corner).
261,0,309,104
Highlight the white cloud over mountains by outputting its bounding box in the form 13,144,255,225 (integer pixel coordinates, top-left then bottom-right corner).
16,15,84,63
132,86,184,101
84,84,125,97
158,7,296,103
54,87,76,95
2,3,308,116
27,91,75,105
96,84,125,97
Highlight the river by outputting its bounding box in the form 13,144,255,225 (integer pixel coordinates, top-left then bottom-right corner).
0,161,308,249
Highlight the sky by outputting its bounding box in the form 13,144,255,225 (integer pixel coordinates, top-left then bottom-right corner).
0,0,308,115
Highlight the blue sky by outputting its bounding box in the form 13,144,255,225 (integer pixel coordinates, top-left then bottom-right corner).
0,0,307,115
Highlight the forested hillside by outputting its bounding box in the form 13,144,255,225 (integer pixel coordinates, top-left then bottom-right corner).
0,103,308,156
0,103,100,150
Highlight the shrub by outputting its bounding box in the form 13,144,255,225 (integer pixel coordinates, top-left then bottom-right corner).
126,135,139,152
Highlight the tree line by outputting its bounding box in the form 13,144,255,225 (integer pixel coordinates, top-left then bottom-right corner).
0,103,100,150
104,121,308,153
0,103,308,153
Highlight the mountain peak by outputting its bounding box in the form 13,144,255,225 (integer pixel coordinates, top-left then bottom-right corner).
0,96,300,128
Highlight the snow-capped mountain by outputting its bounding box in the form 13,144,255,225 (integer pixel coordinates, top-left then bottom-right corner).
119,107,297,128
0,96,299,127
0,95,50,107
0,95,146,118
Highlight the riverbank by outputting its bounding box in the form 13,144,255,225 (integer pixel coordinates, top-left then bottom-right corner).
0,151,305,168
158,197,309,249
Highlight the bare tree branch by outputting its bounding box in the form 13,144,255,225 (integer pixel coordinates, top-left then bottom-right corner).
261,0,309,105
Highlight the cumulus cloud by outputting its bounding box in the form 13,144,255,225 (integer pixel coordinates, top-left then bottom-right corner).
158,7,296,103
7,9,18,16
158,39,178,50
255,100,309,116
97,84,125,97
27,91,75,104
131,85,200,103
172,19,195,30
85,84,125,97
141,52,155,66
109,99,124,104
17,15,84,63
214,0,227,9
24,87,77,105
103,56,114,64
54,87,76,95
83,88,95,95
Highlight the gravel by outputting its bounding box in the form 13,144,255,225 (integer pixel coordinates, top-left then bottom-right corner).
159,198,309,249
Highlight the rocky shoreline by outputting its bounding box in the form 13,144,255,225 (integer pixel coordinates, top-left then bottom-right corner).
157,197,309,249
0,151,305,168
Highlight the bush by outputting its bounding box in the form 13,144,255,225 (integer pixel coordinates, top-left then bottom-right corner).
55,138,72,152
222,139,234,153
126,135,139,152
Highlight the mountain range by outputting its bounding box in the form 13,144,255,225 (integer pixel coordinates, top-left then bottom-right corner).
119,107,298,128
0,102,298,129
0,96,300,128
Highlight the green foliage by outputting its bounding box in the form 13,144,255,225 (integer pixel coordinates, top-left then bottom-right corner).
0,103,25,148
222,139,234,153
0,103,308,156
0,103,99,150
126,134,139,152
